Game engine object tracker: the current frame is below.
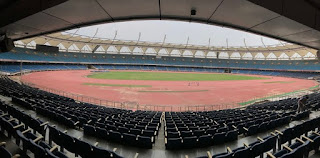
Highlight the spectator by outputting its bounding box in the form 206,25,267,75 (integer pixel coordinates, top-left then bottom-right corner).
297,96,308,113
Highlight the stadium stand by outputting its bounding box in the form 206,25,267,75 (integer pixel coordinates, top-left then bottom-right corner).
247,92,320,112
0,48,320,157
164,109,308,150
0,62,317,79
0,100,124,158
0,48,319,79
0,75,319,154
196,116,320,158
2,0,320,157
0,47,320,71
0,76,161,150
0,63,87,74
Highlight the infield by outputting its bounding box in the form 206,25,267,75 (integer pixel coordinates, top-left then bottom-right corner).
87,71,267,81
20,70,318,109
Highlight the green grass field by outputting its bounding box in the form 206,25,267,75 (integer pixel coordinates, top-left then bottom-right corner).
87,71,268,81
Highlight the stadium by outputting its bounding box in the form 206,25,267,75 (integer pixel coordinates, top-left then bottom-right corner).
1,0,320,158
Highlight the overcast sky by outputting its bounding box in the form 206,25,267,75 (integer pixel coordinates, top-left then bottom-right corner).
65,20,282,47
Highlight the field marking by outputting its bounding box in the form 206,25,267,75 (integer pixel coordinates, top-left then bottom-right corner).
138,90,209,93
83,83,152,88
263,81,295,84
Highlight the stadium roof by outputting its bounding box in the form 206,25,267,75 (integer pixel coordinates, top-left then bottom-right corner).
17,32,317,60
1,0,320,50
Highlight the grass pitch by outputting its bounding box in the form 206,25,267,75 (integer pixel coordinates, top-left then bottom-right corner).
87,71,267,81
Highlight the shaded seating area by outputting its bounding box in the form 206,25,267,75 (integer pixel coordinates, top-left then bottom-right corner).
0,76,161,149
0,101,69,158
0,99,124,158
195,117,320,158
196,116,320,158
164,109,298,150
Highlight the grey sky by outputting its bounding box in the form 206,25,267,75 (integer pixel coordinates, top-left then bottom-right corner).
65,20,282,47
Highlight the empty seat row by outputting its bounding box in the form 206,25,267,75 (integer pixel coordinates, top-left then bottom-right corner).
84,124,154,149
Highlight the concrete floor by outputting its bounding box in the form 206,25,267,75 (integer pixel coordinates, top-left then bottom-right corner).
1,95,320,158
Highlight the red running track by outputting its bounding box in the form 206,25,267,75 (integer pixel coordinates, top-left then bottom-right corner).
21,70,318,110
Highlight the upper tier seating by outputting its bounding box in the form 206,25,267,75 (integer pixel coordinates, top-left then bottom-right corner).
0,64,87,73
0,62,318,79
0,47,320,72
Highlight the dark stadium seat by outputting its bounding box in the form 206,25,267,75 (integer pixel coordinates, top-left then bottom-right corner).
108,130,122,143
165,138,183,150
212,151,232,158
76,139,93,158
206,128,216,135
277,128,293,149
166,131,180,138
28,139,47,158
129,128,142,135
193,129,205,137
263,135,277,153
270,149,288,158
258,122,268,132
180,131,193,137
118,126,129,133
83,124,96,136
0,143,13,158
95,127,108,139
63,134,78,155
137,135,153,149
245,124,259,136
225,130,238,142
142,130,156,137
250,140,265,158
45,148,68,158
123,133,137,146
213,132,225,144
182,136,197,148
232,146,250,158
216,127,228,133
198,135,212,147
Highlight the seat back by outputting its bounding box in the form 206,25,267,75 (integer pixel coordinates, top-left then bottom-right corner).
0,146,12,158
76,139,93,158
250,141,264,157
29,139,46,158
233,147,250,158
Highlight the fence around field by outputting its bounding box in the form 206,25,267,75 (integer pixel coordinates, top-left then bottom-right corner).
21,80,318,112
